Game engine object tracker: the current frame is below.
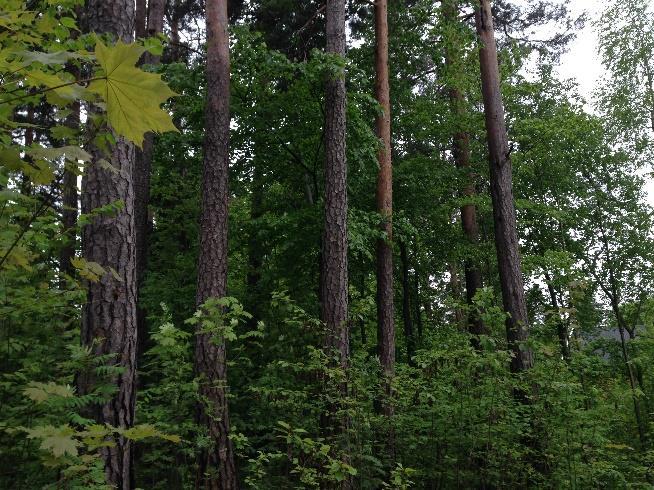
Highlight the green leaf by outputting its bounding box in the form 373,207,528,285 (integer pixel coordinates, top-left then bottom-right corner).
26,425,79,458
88,39,178,147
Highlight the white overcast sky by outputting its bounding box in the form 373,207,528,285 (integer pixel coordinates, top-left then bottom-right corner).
550,0,654,205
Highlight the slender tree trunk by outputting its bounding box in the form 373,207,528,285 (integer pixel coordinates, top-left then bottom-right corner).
79,2,137,488
374,0,395,423
413,266,423,340
400,242,415,365
321,0,349,376
59,98,80,282
443,0,487,341
544,272,569,360
475,0,533,373
134,0,166,356
194,0,237,487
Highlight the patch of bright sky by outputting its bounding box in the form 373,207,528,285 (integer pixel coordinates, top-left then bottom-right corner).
550,0,654,205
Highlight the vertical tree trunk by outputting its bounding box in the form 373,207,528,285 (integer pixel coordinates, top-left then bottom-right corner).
321,0,349,375
543,272,569,360
400,242,415,365
374,0,395,421
59,98,80,282
195,0,238,487
79,2,137,488
475,0,533,373
134,0,166,355
442,0,487,341
135,0,147,38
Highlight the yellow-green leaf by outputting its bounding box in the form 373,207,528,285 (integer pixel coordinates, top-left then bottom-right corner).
88,39,178,147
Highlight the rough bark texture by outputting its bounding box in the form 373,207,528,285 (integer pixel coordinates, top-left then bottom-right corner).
443,0,487,341
321,0,349,373
79,2,137,488
134,0,166,356
475,0,533,373
195,0,238,487
374,0,395,422
135,0,147,38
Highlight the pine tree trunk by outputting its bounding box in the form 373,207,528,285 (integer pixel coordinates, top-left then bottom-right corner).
443,0,487,341
135,0,147,38
195,0,238,487
321,0,349,375
374,0,395,422
59,97,79,282
78,2,137,488
134,0,166,350
475,0,533,372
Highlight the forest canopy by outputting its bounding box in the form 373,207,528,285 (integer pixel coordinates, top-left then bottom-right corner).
1,0,654,488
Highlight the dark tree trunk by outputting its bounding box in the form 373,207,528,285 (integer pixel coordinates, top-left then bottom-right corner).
544,273,569,360
194,0,238,487
59,98,80,282
443,0,487,342
400,242,415,365
134,0,166,356
135,0,147,38
374,0,395,423
78,2,137,488
475,0,533,373
321,0,349,374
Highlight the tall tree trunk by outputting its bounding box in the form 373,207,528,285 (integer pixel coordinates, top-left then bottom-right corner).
374,0,395,419
59,98,80,282
79,2,137,488
475,0,533,373
443,0,487,341
134,0,166,356
195,0,238,487
321,0,349,376
400,242,415,365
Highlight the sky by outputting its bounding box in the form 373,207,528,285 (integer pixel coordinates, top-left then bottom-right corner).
552,0,654,205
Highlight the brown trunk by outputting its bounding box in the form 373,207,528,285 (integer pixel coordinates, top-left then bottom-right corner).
135,0,147,38
134,0,166,356
374,0,395,422
400,242,415,365
321,0,349,374
195,0,238,487
79,2,137,488
475,0,533,372
59,98,80,282
443,0,487,341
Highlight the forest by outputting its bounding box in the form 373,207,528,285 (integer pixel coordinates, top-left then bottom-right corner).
1,0,654,488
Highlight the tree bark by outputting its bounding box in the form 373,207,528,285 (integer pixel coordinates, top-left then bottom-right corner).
443,0,487,342
134,0,166,356
475,0,533,373
374,0,395,421
59,98,79,282
194,0,238,487
135,0,147,38
78,2,137,488
321,0,349,375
